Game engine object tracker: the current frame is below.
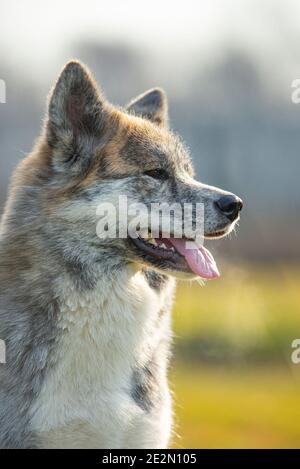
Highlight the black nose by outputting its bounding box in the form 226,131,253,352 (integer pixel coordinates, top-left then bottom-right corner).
214,195,243,222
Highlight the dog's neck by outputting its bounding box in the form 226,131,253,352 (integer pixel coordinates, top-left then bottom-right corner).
29,264,175,442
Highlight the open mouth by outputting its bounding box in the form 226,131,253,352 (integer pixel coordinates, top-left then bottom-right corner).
130,234,220,279
205,229,227,239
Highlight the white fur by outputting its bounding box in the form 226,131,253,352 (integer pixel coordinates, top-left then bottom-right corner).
29,266,175,448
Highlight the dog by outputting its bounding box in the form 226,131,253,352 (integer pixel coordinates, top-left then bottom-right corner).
0,61,242,448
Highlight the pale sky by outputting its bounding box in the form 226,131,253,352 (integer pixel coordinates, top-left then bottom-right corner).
1,0,300,82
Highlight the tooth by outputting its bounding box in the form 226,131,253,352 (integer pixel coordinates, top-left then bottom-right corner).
148,238,157,246
161,243,167,249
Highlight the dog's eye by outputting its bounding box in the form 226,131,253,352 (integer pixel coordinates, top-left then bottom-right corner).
143,169,169,180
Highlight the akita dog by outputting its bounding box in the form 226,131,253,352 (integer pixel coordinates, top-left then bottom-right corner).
0,61,242,448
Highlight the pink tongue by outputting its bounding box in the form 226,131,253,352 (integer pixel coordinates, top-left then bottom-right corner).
167,238,220,279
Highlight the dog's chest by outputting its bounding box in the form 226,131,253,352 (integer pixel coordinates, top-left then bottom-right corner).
30,270,174,448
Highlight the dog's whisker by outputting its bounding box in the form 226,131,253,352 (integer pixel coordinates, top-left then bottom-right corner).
196,278,206,286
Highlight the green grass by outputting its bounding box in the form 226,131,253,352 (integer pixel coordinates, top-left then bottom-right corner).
169,264,300,448
171,365,300,448
173,264,300,363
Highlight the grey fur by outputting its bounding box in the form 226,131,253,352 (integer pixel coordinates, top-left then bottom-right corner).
0,60,242,448
0,221,60,447
143,269,168,291
131,361,161,413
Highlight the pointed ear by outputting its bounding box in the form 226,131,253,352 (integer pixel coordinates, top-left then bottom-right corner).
46,61,107,169
126,88,168,127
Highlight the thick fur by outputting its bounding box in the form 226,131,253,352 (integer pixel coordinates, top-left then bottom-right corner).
0,61,240,448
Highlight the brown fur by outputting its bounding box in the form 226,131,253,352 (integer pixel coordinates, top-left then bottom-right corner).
0,60,242,448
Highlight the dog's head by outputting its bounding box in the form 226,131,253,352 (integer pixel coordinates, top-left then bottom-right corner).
14,61,242,280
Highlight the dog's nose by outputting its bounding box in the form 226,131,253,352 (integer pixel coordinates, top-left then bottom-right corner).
214,195,243,222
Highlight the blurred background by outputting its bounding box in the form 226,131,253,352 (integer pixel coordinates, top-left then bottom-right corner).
1,0,300,448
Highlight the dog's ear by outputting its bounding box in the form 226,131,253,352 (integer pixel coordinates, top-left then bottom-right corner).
126,88,168,127
46,60,107,171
